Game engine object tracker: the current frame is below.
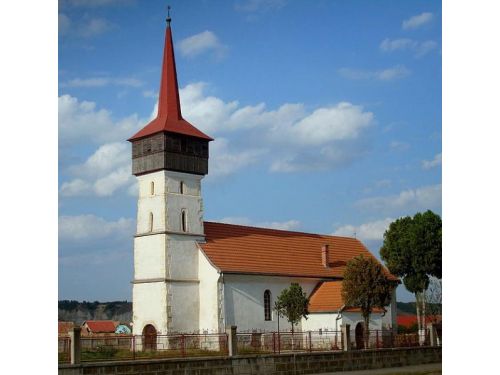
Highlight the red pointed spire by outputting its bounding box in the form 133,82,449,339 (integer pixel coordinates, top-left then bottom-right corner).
128,19,212,142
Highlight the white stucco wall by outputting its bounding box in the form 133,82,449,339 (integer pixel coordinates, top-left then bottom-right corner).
223,274,320,332
133,169,206,335
170,282,200,333
132,282,168,335
302,312,342,331
134,235,166,280
198,250,220,333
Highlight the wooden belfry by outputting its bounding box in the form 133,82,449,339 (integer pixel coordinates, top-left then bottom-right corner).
128,10,213,176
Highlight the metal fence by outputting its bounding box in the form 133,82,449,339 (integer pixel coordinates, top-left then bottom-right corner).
236,331,344,354
58,333,228,363
58,336,71,364
58,327,441,363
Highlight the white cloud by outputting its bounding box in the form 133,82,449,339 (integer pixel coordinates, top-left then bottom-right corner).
402,12,434,30
338,66,410,81
333,218,395,241
208,138,266,179
390,140,410,151
380,38,437,58
422,153,442,169
80,17,113,37
59,214,134,269
377,66,411,80
178,31,227,59
58,94,144,146
179,83,239,134
214,217,301,231
59,13,114,38
59,178,92,196
61,143,134,197
61,77,143,88
59,214,134,241
279,102,373,145
59,13,71,35
179,83,375,174
60,81,375,195
356,184,442,213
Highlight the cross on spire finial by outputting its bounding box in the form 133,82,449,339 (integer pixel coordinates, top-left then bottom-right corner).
166,5,172,25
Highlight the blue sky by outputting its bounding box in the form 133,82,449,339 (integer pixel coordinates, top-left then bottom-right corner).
58,0,442,303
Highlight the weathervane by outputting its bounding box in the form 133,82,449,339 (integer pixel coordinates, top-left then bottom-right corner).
166,5,172,25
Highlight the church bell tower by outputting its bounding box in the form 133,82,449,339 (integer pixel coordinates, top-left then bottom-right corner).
128,14,213,336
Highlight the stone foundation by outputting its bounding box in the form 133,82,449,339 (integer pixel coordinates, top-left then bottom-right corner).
59,346,441,375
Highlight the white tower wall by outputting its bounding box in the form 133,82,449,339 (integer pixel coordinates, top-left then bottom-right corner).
132,170,206,335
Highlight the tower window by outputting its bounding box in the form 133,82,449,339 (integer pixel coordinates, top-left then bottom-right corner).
180,181,185,194
150,181,155,195
264,290,271,321
181,210,187,232
149,213,153,232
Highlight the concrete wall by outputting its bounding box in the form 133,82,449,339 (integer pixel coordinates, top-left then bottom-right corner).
59,347,441,375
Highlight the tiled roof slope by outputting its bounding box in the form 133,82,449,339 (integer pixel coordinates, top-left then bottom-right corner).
58,321,74,336
308,281,383,313
85,320,117,333
201,222,398,281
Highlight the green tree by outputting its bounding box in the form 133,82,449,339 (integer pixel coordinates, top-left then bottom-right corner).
274,283,309,333
380,210,442,338
341,255,394,349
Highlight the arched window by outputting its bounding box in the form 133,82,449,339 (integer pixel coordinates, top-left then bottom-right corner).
180,181,185,194
264,290,271,321
150,181,155,195
181,210,187,232
149,213,153,232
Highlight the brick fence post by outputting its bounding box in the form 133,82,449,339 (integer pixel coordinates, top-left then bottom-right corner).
226,325,238,357
341,324,350,351
69,327,81,364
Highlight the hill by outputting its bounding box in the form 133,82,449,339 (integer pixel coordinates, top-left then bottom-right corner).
58,300,132,325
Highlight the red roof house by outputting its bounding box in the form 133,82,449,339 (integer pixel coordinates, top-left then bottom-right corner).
81,320,119,336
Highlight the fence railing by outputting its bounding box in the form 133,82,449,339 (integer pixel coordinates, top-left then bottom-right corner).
58,326,441,364
59,333,228,363
236,331,344,354
58,336,71,364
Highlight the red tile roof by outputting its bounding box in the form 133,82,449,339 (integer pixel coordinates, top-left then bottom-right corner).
308,281,384,313
200,222,398,281
397,315,441,327
128,25,212,142
84,320,118,333
58,321,74,336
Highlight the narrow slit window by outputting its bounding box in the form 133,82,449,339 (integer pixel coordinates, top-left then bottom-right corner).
149,213,153,232
150,181,155,195
181,210,187,232
180,181,185,194
264,290,271,321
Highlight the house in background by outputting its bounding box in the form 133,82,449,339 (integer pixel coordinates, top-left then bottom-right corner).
58,321,74,337
115,324,132,334
81,320,118,336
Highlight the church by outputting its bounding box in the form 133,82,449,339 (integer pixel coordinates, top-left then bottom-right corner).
127,16,398,340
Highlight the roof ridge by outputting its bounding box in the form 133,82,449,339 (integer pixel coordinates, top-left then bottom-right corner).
204,221,361,241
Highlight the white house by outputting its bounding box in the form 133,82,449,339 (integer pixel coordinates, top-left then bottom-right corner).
127,17,398,345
